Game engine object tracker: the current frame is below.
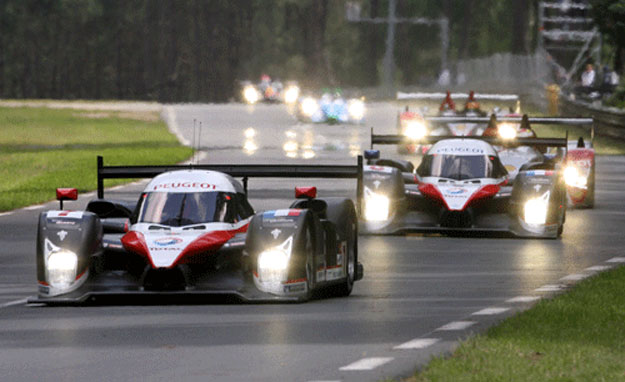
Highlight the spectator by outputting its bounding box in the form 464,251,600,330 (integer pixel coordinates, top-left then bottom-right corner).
581,64,595,88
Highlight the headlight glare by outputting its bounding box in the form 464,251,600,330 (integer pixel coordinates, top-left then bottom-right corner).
524,197,548,225
498,123,517,140
284,86,300,104
403,121,428,140
348,100,365,120
47,249,78,288
243,86,259,104
301,97,319,117
365,193,390,222
564,165,587,188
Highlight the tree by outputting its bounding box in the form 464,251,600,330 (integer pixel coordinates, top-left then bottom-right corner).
591,0,625,73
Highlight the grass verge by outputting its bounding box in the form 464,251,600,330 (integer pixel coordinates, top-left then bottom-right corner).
400,265,625,381
0,105,193,211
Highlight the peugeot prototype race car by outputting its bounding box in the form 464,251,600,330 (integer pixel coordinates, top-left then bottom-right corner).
30,156,364,304
396,91,520,154
241,75,300,105
296,89,365,124
361,121,569,238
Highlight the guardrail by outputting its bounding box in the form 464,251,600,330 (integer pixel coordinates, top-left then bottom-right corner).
560,96,625,139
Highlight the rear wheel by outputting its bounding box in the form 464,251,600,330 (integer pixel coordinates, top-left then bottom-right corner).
324,198,358,297
333,222,356,296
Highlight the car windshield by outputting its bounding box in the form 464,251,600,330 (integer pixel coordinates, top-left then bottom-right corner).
138,191,235,226
417,154,507,180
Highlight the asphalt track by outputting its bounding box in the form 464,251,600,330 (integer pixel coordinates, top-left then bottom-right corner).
1,103,624,382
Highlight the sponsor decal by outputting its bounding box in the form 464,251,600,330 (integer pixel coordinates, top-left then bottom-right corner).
153,182,216,191
265,209,301,218
446,187,467,195
47,211,84,219
153,237,183,247
434,147,485,154
283,283,306,293
526,170,554,177
38,285,50,295
271,228,282,239
365,165,393,173
57,230,68,241
505,165,517,172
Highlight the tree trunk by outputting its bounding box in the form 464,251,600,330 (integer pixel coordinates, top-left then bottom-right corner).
511,0,529,54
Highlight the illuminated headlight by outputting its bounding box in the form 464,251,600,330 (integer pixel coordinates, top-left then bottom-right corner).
284,85,300,104
300,97,319,117
498,123,517,140
348,99,366,120
365,192,390,222
563,166,587,188
257,236,293,284
524,195,548,225
47,250,78,289
243,86,259,104
403,121,428,140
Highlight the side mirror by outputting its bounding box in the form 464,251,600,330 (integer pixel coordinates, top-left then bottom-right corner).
364,150,380,160
56,188,78,210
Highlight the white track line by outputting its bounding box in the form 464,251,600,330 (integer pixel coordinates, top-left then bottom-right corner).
0,298,28,309
393,338,440,350
585,265,612,272
606,257,625,263
506,296,540,303
535,284,564,292
436,321,476,331
471,307,509,315
23,204,45,210
559,274,589,281
339,357,394,371
0,212,12,217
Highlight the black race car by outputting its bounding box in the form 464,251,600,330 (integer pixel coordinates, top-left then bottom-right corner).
30,156,364,304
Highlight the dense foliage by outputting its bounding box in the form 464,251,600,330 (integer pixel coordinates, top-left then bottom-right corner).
0,0,535,102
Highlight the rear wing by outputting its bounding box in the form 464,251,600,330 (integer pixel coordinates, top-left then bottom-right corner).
96,156,364,215
426,116,595,145
370,130,568,150
397,92,519,101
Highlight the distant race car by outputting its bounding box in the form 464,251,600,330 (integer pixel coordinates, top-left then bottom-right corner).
360,126,569,238
475,114,596,208
396,91,519,154
241,75,300,105
296,90,365,124
30,156,364,305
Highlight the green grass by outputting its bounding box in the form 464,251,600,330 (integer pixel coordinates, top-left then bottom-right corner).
399,265,625,382
0,106,193,211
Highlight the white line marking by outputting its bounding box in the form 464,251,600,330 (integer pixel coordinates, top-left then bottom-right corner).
506,296,540,303
535,284,564,292
163,105,191,146
339,357,394,371
0,298,28,309
307,380,341,382
0,212,13,217
585,265,612,272
393,338,440,350
436,321,476,331
559,273,589,281
606,257,625,263
471,307,509,315
23,204,45,210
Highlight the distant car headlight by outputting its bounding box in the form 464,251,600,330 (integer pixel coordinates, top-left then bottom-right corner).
403,121,428,140
257,236,293,284
47,249,78,289
364,191,390,222
563,165,587,188
284,85,300,104
243,85,259,104
300,97,319,117
498,123,517,140
348,99,366,120
524,192,549,225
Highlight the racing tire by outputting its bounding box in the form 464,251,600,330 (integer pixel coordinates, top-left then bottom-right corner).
323,198,358,297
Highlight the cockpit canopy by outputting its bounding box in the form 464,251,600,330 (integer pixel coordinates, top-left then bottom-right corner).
417,153,508,181
137,191,253,227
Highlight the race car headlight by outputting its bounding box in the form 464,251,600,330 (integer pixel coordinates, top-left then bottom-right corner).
284,85,300,104
348,99,365,120
524,194,549,225
403,121,428,140
563,165,587,188
365,192,390,222
47,249,78,289
243,85,259,104
257,236,293,284
498,123,517,140
300,97,319,117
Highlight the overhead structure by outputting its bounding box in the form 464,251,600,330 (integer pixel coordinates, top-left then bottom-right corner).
538,0,601,86
346,0,449,92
